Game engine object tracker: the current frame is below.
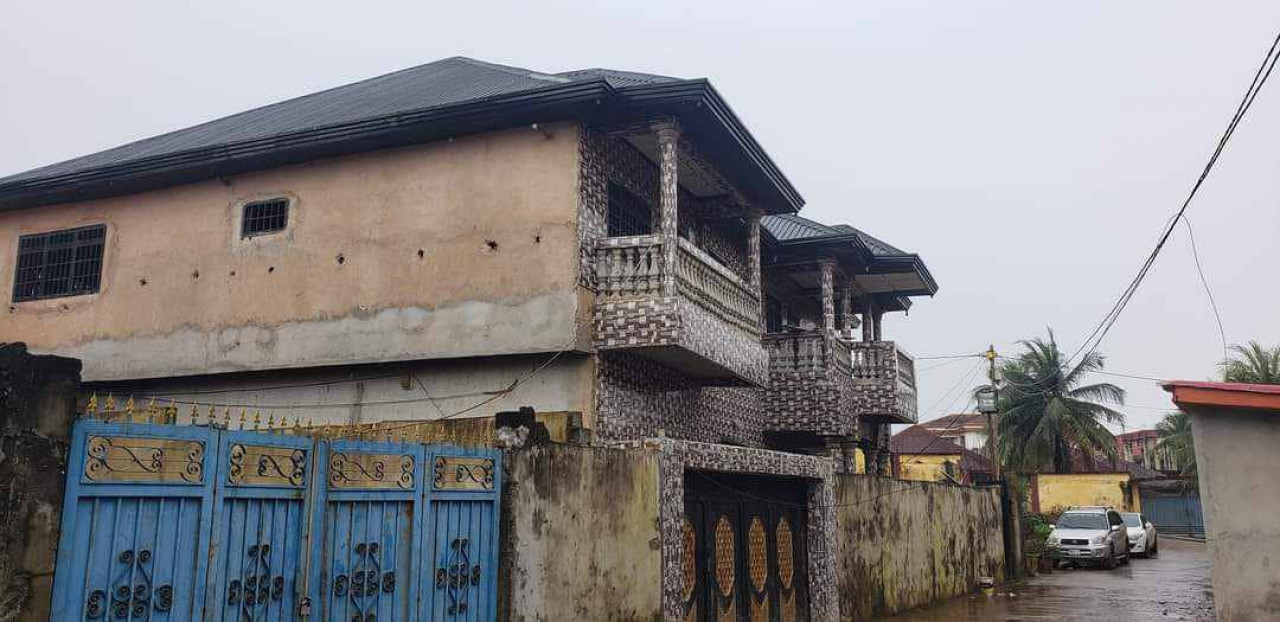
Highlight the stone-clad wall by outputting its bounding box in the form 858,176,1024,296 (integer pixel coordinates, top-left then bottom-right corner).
765,366,855,437
595,351,766,448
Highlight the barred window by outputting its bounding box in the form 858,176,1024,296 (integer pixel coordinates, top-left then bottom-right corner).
241,198,290,237
12,224,106,302
606,183,652,237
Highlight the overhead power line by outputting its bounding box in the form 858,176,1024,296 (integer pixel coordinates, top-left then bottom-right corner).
1065,27,1280,367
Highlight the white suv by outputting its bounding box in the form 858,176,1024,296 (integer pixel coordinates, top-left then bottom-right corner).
1047,507,1131,569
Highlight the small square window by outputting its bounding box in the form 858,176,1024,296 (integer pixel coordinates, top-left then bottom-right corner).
241,198,290,237
12,224,106,302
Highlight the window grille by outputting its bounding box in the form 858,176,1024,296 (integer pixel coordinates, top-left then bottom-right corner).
241,198,290,237
606,183,652,237
12,224,106,302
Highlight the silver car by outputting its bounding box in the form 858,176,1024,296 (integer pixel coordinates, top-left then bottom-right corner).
1122,512,1159,557
1048,507,1131,569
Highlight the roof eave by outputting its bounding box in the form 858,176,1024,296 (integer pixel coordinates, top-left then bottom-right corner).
0,79,619,212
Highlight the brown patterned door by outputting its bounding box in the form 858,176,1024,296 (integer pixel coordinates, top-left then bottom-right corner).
685,473,809,622
706,502,744,621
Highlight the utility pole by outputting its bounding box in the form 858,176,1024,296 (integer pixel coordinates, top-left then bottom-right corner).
984,345,1001,481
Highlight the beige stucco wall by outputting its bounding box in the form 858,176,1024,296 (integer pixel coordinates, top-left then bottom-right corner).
1190,407,1280,621
0,123,586,381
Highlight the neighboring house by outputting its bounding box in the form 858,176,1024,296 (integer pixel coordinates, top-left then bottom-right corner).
0,56,938,619
1164,380,1280,622
913,412,989,450
1115,428,1178,474
890,426,995,485
1027,451,1163,515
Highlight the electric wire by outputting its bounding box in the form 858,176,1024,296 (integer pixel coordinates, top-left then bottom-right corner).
1065,28,1280,368
1180,215,1229,364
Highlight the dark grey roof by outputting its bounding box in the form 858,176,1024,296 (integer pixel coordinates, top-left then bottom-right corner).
1,57,682,186
831,224,909,256
554,68,680,88
761,213,846,242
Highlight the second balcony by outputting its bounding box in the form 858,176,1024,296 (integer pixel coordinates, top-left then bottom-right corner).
592,235,767,386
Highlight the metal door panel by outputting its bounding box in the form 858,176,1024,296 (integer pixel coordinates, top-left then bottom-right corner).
320,441,424,622
52,421,216,621
422,445,502,622
207,431,312,621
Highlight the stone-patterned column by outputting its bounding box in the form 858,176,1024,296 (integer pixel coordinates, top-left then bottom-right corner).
746,208,764,334
839,281,854,340
862,300,874,342
820,259,836,336
873,309,885,341
653,120,681,297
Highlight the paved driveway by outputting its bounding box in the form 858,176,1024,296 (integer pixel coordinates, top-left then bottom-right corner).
886,538,1214,621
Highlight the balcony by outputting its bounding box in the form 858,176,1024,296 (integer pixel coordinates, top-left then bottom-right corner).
762,331,857,437
593,236,767,385
850,341,918,424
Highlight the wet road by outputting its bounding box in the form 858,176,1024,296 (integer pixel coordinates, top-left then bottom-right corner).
886,538,1214,621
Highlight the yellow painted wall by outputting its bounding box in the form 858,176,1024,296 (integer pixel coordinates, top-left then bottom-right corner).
897,454,960,482
1035,473,1139,514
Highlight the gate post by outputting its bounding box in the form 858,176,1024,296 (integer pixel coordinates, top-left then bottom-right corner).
0,343,81,620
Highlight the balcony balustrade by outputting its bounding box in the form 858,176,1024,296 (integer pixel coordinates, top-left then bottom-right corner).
593,235,766,385
850,341,918,424
762,331,857,437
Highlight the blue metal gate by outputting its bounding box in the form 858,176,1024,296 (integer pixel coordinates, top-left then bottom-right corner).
1144,493,1205,538
52,419,502,621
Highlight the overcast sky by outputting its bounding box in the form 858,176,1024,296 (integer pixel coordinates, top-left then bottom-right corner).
4,1,1279,431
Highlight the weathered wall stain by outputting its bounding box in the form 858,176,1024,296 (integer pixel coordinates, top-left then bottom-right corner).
499,444,662,621
834,475,1005,620
0,343,80,622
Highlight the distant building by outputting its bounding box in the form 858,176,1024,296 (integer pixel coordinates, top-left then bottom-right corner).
890,426,995,485
1115,428,1179,474
905,412,989,450
1027,450,1163,515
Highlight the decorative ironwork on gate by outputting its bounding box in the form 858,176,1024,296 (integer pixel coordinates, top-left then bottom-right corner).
53,416,503,621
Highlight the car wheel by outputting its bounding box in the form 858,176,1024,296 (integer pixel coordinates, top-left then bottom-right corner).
1150,538,1158,556
1121,543,1131,565
1103,549,1116,570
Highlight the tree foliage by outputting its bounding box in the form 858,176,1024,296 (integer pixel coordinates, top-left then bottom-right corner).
1220,341,1280,384
1155,410,1196,477
997,330,1126,473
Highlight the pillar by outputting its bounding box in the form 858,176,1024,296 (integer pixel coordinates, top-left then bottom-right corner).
746,208,763,333
820,259,836,335
873,310,884,341
862,301,874,342
653,120,680,297
840,282,854,340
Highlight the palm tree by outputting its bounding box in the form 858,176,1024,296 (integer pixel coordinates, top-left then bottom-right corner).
1220,341,1280,384
1155,410,1196,477
997,330,1126,473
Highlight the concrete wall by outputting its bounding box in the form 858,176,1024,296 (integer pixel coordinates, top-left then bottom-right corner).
834,475,1005,620
500,444,663,621
1190,407,1280,621
1031,473,1137,514
0,123,586,382
0,344,81,621
91,353,596,427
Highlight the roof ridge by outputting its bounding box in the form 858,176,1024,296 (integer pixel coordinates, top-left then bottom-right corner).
450,56,570,84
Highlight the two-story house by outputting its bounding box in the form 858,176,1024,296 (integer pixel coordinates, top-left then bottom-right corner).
0,57,936,620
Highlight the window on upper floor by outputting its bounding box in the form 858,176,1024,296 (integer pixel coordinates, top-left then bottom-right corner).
12,224,107,302
241,198,290,237
606,183,652,237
